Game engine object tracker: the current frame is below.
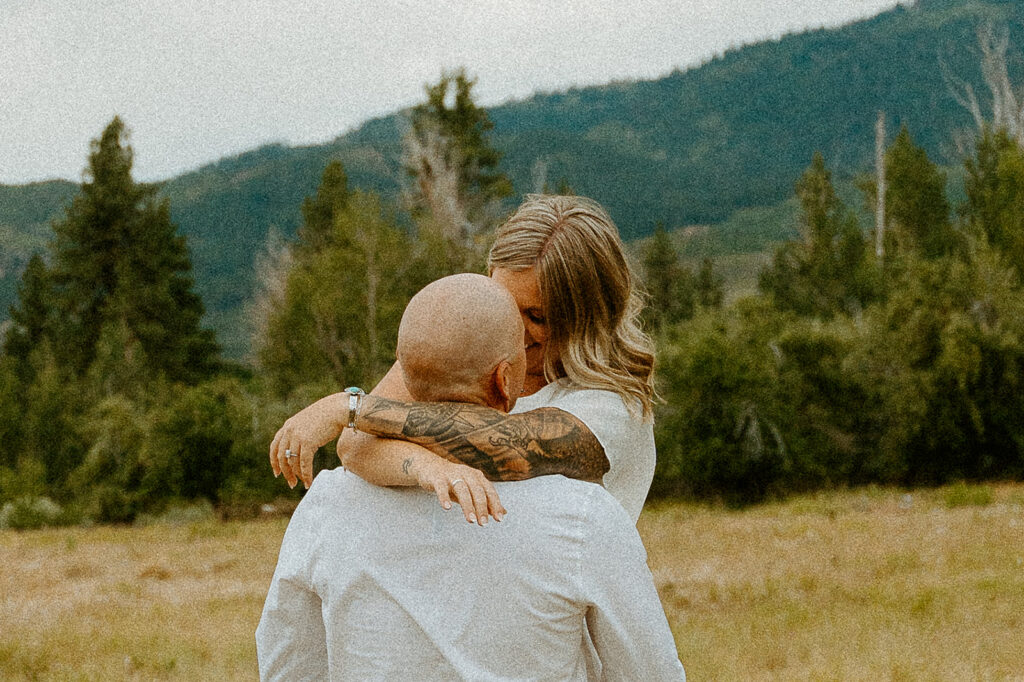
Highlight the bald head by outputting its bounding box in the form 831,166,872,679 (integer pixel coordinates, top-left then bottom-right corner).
398,273,525,407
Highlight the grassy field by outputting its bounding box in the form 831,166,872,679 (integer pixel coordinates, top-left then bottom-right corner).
2,483,1023,681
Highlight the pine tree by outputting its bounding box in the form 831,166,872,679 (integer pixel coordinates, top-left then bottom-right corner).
697,258,724,309
257,191,414,397
0,357,23,470
296,160,349,254
3,254,53,379
884,127,957,260
760,153,874,318
48,117,218,383
964,127,1024,278
642,223,695,331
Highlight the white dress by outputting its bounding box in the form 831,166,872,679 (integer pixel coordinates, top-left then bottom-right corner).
510,378,656,523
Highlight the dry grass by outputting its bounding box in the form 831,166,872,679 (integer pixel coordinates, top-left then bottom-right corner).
2,483,1023,680
0,516,287,680
642,483,1024,681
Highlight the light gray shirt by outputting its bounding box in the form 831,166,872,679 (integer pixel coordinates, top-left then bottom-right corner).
256,468,684,681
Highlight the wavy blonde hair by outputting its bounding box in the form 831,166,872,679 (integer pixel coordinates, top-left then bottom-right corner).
487,194,656,421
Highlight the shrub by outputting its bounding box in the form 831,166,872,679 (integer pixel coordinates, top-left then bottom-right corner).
0,496,63,530
134,499,216,526
943,482,994,508
653,303,790,505
87,485,139,524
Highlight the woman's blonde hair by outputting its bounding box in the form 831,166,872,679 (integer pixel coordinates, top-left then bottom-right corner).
487,194,656,421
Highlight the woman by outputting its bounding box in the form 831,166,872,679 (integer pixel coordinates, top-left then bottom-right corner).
270,194,657,524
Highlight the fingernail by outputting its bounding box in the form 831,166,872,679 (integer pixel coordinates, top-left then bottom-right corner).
468,514,476,524
480,516,488,526
443,502,452,510
495,513,504,522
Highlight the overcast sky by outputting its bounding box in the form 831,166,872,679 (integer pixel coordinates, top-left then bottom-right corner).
1,0,900,185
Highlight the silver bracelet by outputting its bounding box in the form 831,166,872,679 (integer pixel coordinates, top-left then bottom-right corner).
344,387,365,430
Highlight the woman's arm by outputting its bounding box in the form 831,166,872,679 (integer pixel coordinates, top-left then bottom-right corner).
335,363,426,485
269,362,505,525
353,396,610,483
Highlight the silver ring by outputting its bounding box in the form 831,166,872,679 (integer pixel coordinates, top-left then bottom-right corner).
450,478,464,487
285,449,297,459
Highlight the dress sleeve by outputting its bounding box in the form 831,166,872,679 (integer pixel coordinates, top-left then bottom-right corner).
543,386,656,523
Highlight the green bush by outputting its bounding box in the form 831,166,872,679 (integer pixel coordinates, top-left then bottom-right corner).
0,457,47,505
846,249,1024,485
653,302,790,505
88,485,139,524
69,395,150,518
943,482,994,508
0,496,63,530
134,499,216,526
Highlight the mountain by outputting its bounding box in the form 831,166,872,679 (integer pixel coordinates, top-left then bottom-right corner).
0,181,78,320
1,0,1020,358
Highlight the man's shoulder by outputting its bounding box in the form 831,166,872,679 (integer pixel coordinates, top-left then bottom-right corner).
299,467,418,520
494,476,634,528
493,473,600,498
303,466,361,503
311,467,438,505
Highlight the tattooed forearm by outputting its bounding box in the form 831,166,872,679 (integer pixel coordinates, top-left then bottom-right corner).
355,396,609,482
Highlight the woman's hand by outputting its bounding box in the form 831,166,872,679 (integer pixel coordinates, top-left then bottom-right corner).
270,393,347,488
407,453,507,526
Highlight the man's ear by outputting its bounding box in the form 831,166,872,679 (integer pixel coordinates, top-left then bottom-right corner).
492,359,513,412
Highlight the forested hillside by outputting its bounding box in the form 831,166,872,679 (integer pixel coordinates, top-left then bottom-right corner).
2,0,1020,357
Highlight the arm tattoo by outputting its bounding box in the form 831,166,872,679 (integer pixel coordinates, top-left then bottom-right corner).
356,397,609,482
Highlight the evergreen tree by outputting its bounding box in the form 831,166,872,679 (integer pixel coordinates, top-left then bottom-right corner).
642,223,695,331
883,127,957,260
964,127,1024,278
296,160,349,254
257,191,414,397
3,254,53,379
696,258,724,309
22,342,86,492
0,358,23,470
48,117,218,383
403,69,513,241
760,153,875,318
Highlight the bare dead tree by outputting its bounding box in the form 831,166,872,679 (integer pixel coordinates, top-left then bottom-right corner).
531,158,549,194
978,22,1022,141
940,55,985,132
404,126,507,246
249,225,293,362
400,116,476,243
875,111,887,260
941,21,1024,148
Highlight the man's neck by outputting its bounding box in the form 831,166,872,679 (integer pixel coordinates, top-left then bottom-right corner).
413,390,501,411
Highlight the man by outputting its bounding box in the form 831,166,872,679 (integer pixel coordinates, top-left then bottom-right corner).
256,273,685,680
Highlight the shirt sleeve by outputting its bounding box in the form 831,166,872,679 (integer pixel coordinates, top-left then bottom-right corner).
544,386,656,523
255,487,329,681
579,492,685,681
